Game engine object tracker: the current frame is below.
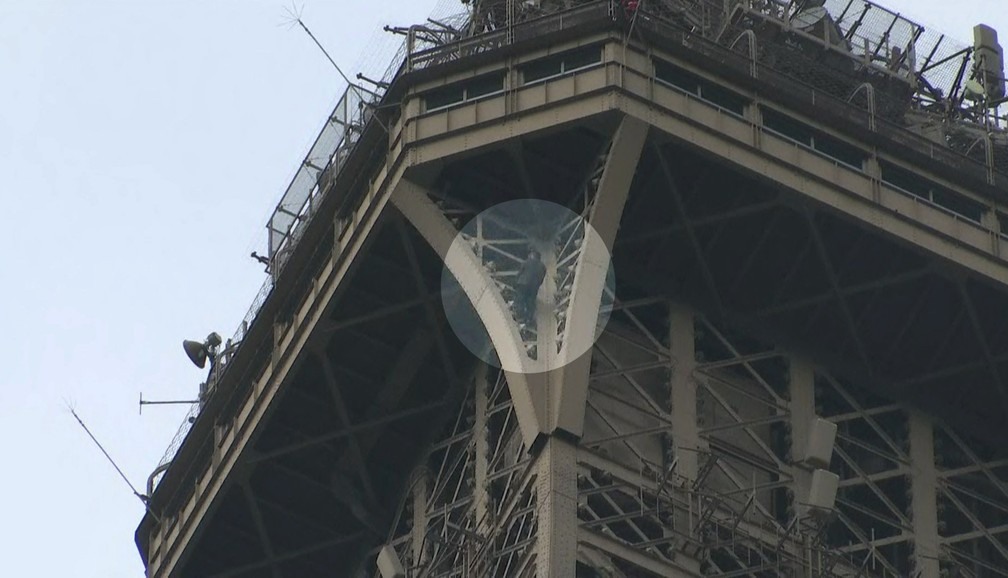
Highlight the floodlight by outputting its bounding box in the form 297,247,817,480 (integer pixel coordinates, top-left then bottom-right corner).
183,332,223,369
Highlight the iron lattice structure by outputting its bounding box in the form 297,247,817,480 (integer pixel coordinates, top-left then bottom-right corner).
138,1,1008,577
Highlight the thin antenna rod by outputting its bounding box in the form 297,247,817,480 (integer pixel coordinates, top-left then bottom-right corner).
296,18,355,89
68,403,148,505
291,13,390,133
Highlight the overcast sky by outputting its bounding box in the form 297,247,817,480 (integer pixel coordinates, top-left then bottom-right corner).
0,1,1004,576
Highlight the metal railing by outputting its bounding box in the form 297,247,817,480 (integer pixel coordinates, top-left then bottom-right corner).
268,84,380,275
636,7,1008,187
151,67,404,491
154,276,274,471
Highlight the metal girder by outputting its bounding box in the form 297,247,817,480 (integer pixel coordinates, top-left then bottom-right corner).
696,370,786,414
252,491,340,538
583,397,652,465
580,528,700,577
940,485,1008,566
207,532,365,578
392,177,543,446
958,282,1008,416
549,116,649,440
824,375,908,462
908,412,940,578
894,350,1008,389
617,199,781,247
942,523,1008,545
590,347,669,417
507,141,538,199
670,304,702,481
535,436,578,578
654,145,725,319
804,210,872,370
700,319,787,405
241,484,283,578
396,218,459,384
608,301,669,355
834,445,912,530
941,459,1008,479
699,377,786,471
765,235,815,309
752,268,932,319
317,353,379,508
393,115,648,448
249,400,447,464
882,279,936,365
942,427,1008,503
837,467,909,488
319,295,436,334
698,351,781,371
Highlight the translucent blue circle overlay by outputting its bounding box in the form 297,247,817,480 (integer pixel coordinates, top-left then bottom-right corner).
440,199,615,373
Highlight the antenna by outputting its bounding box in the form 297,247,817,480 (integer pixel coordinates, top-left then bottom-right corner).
282,3,390,133
65,401,159,521
139,392,200,415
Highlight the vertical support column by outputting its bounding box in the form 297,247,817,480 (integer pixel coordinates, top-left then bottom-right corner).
474,364,491,531
412,468,430,569
669,303,699,481
788,357,815,578
535,435,578,578
789,357,815,511
908,412,940,578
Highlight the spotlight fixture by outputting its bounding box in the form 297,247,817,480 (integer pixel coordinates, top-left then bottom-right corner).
182,332,222,369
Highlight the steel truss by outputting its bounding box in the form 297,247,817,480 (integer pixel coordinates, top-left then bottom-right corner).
373,301,1008,577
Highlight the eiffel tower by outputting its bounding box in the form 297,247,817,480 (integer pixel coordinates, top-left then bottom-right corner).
137,1,1008,576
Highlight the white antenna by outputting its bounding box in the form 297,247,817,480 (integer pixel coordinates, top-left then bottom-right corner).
282,2,389,132
66,400,159,521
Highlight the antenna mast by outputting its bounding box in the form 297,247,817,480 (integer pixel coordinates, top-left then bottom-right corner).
67,402,157,521
284,4,389,132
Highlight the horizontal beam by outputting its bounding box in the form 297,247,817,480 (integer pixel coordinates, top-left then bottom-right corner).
209,532,365,578
249,400,448,464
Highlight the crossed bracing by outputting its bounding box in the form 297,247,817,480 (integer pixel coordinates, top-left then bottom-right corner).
381,297,1008,577
615,137,1008,441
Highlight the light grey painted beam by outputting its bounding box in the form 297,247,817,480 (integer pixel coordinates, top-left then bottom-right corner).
908,412,940,578
535,435,578,578
669,303,700,481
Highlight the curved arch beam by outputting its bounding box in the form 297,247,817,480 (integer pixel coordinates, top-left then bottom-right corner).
392,179,547,447
551,116,649,438
392,115,649,445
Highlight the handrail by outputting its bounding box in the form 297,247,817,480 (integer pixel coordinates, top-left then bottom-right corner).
267,83,381,276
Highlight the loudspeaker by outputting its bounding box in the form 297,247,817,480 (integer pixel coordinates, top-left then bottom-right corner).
807,469,839,513
800,417,837,469
183,340,208,369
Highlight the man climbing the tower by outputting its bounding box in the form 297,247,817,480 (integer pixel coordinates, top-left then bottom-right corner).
513,247,547,325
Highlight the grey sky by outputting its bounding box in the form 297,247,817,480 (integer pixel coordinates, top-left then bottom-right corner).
0,1,1003,576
